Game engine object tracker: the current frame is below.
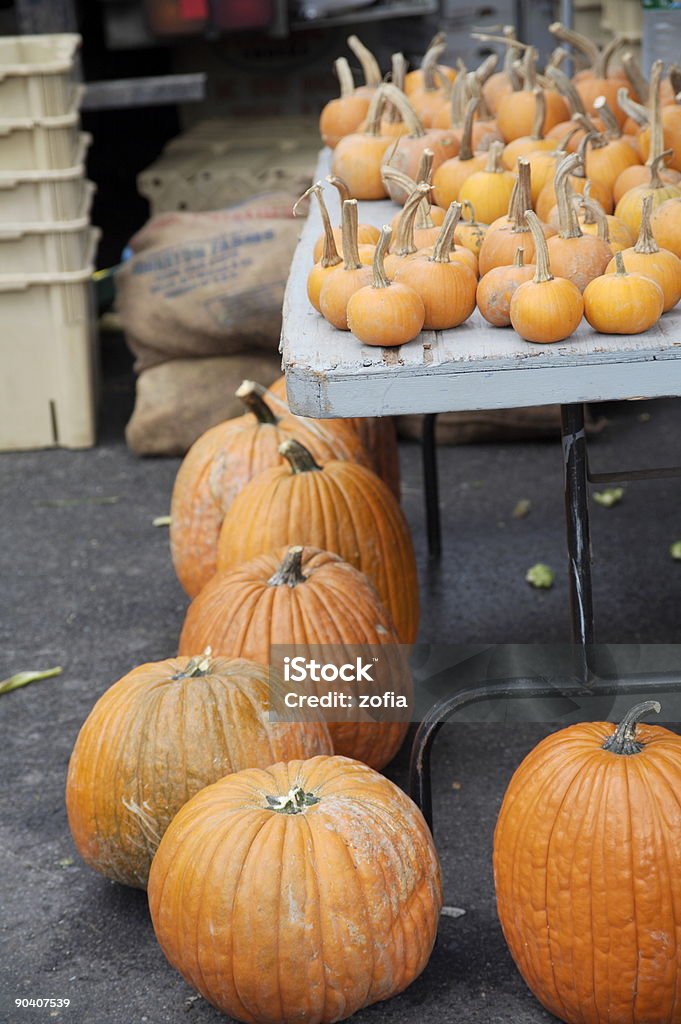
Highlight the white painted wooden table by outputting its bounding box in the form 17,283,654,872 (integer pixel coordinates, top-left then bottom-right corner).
280,150,681,655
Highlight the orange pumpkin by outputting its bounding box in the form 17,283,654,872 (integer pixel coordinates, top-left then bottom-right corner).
650,194,681,258
585,250,664,333
432,97,487,207
459,140,517,226
606,194,681,312
149,755,443,1024
495,700,681,1024
331,89,391,200
549,23,631,125
478,159,554,275
379,84,459,183
319,200,373,329
312,175,380,262
347,226,425,346
298,183,342,311
179,546,411,769
455,200,488,255
496,47,569,143
546,153,612,292
169,382,369,598
383,182,434,278
501,88,555,169
267,376,401,502
66,655,331,888
347,34,382,96
319,58,369,149
477,246,535,327
217,438,420,644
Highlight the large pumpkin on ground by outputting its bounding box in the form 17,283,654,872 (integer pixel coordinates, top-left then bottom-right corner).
267,376,401,501
216,439,420,644
494,701,681,1024
65,655,331,889
170,381,370,598
148,755,443,1024
179,545,412,769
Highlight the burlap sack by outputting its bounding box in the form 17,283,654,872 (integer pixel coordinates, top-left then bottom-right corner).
116,198,300,372
125,353,281,456
397,406,604,445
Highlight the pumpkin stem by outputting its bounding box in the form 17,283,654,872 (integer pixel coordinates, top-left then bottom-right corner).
431,202,461,263
521,46,537,91
614,250,627,276
326,174,351,204
173,648,213,679
236,380,279,425
595,34,623,80
513,245,525,267
617,86,648,129
475,52,499,86
546,46,567,73
294,182,341,270
526,210,553,284
458,96,479,162
268,546,307,587
579,194,610,242
602,700,661,755
634,194,660,255
372,226,392,287
647,61,665,169
422,41,445,92
393,182,431,256
546,65,587,116
385,53,407,123
555,152,584,239
485,140,505,174
461,200,477,223
266,786,320,814
341,200,363,271
448,72,468,129
381,83,425,138
621,52,649,105
363,86,386,137
279,439,322,474
511,160,532,232
649,150,672,191
335,57,355,99
347,35,382,89
549,22,600,70
593,96,622,140
530,87,546,140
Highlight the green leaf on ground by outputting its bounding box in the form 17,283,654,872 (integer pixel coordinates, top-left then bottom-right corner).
671,541,681,561
152,515,172,527
526,563,555,589
0,667,62,696
593,488,624,508
512,499,531,519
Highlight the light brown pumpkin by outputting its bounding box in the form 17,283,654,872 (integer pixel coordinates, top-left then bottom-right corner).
546,152,613,291
477,246,535,327
347,226,425,346
319,58,370,149
585,250,664,333
607,194,681,311
319,200,373,329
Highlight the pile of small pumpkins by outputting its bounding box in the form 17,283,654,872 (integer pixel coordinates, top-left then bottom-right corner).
312,30,681,346
65,375,441,1021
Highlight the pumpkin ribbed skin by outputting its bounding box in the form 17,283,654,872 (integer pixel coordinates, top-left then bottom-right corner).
65,657,331,889
494,713,681,1024
267,376,401,501
148,756,443,1024
179,546,411,769
170,392,370,598
216,445,420,644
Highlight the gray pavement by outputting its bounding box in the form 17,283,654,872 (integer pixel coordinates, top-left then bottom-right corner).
2,338,680,1024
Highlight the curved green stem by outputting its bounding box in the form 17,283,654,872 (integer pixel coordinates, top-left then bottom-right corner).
602,700,661,755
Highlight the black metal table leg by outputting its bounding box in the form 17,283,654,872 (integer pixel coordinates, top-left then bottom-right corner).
422,414,441,560
561,404,594,663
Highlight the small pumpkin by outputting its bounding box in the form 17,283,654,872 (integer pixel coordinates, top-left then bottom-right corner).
169,381,369,598
510,210,584,343
66,654,331,888
614,151,681,241
526,124,582,204
311,175,380,262
405,31,456,95
606,194,681,312
576,190,632,253
331,89,391,200
495,700,681,1024
384,149,445,227
378,53,411,138
480,27,524,114
549,22,630,124
459,140,517,226
585,250,664,333
536,132,614,220
298,183,342,311
580,102,640,195
383,182,434,278
148,755,443,1024
455,200,488,255
378,84,460,182
478,159,554,275
179,546,412,769
497,47,569,143
501,88,555,169
650,194,681,258
394,202,477,329
347,34,382,97
319,58,369,149
636,61,681,172
432,96,487,207
347,225,425,346
477,246,535,327
319,200,373,329
217,438,420,643
546,152,612,292
408,40,450,127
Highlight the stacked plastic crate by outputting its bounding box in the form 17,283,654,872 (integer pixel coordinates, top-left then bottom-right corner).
0,34,99,451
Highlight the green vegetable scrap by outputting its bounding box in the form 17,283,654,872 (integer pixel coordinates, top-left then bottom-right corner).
512,499,531,519
526,563,555,589
593,488,624,508
153,515,172,527
671,541,681,561
0,666,62,696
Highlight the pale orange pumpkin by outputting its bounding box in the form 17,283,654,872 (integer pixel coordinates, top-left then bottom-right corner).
459,140,517,226
549,23,630,125
331,88,391,200
636,61,681,172
501,88,555,169
496,46,569,143
148,755,443,1024
179,545,412,769
585,249,664,333
394,202,477,329
378,84,459,183
169,381,369,598
607,194,681,312
650,194,681,258
481,27,524,114
581,102,641,194
576,190,633,253
455,200,488,255
216,438,421,644
614,151,681,241
298,183,342,311
347,226,426,346
383,150,445,244
510,210,584,343
477,246,535,327
432,97,487,207
311,174,380,262
478,159,554,275
66,654,332,888
405,31,456,95
320,58,370,149
408,40,449,127
319,200,373,329
546,153,612,291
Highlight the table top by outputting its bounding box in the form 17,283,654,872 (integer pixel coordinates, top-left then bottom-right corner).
281,150,681,418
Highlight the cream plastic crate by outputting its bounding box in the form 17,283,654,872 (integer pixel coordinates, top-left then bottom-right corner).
0,107,83,171
0,181,94,274
0,133,92,221
0,34,80,118
0,228,100,451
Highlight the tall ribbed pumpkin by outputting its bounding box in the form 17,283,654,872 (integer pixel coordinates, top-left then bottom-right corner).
267,375,401,500
494,701,681,1024
179,546,411,769
148,756,443,1024
216,439,420,644
169,382,370,598
65,655,331,889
